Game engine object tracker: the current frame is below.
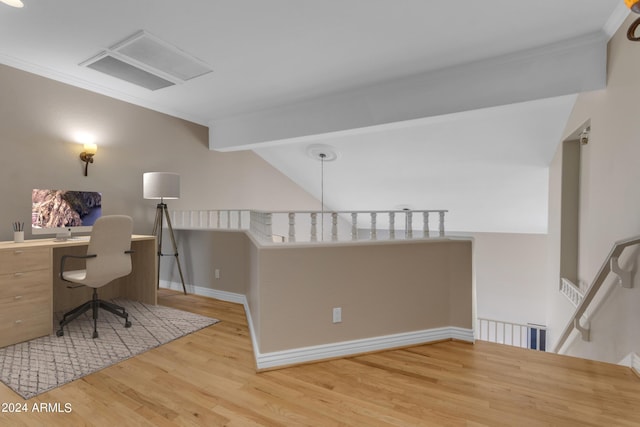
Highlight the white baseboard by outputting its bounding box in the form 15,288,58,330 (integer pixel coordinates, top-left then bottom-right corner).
633,353,640,377
255,326,474,370
617,352,640,377
161,280,474,371
160,280,246,305
160,281,261,362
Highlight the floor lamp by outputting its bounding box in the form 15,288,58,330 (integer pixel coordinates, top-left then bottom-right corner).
143,172,187,294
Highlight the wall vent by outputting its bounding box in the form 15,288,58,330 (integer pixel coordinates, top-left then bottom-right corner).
80,30,212,91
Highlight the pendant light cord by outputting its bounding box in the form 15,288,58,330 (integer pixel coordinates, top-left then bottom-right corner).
320,153,326,240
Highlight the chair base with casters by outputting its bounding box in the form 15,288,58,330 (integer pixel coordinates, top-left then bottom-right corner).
56,288,132,338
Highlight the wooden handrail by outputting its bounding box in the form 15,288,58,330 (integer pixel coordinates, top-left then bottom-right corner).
553,235,640,353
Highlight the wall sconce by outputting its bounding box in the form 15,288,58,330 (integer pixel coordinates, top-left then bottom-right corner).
79,143,97,176
626,0,640,41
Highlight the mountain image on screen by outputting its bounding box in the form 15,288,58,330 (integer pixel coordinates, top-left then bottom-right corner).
32,189,102,228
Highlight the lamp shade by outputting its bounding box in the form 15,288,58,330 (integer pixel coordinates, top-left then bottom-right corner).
143,172,180,199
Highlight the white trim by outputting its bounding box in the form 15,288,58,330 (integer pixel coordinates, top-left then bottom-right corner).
160,280,246,305
617,352,640,376
254,327,474,370
160,280,262,365
633,353,640,377
161,280,474,370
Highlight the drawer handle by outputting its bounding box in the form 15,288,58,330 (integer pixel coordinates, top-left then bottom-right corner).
14,272,24,277
13,250,24,255
14,320,22,324
14,295,23,300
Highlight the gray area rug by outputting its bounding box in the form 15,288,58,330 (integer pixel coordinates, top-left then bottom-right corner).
0,299,219,399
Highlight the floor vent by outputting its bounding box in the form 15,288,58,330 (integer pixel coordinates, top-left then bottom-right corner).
80,30,212,90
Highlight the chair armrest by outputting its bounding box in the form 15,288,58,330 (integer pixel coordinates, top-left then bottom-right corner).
60,253,97,283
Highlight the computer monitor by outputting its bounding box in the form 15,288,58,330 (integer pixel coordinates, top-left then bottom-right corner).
31,189,102,240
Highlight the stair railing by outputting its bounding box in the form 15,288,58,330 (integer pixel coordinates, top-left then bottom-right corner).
477,318,546,350
553,235,640,353
559,278,584,307
169,209,448,243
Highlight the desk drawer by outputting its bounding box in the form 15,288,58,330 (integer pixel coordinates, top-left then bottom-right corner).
0,247,50,274
0,309,52,347
0,269,50,302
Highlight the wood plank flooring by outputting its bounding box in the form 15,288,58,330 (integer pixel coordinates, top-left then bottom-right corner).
1,289,639,426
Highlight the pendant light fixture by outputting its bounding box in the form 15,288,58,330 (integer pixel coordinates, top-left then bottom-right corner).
626,0,640,40
626,0,640,12
307,144,338,240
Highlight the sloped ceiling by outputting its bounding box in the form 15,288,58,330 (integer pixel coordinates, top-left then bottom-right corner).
0,1,628,233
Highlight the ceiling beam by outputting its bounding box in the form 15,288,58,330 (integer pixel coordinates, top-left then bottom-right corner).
210,32,608,152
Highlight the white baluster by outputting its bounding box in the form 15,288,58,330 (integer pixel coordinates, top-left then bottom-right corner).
200,211,208,228
423,211,429,237
439,211,445,236
389,212,395,239
331,213,338,241
370,212,377,240
405,211,413,239
351,212,358,240
288,212,296,242
259,212,264,237
310,213,318,242
190,210,198,228
237,210,242,229
208,211,215,229
265,212,273,241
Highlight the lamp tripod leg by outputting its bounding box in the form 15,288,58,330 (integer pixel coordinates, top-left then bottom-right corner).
163,206,187,295
153,205,164,290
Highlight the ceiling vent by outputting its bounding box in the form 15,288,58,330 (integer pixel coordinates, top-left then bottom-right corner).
80,30,212,91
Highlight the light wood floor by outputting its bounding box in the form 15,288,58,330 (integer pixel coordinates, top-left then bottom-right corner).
1,290,640,426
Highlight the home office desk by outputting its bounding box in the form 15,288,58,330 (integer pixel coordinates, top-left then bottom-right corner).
0,235,157,348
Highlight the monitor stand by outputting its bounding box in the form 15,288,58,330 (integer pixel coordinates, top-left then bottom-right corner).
54,229,72,241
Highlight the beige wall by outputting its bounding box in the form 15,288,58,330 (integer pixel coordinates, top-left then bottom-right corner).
0,64,320,244
167,230,250,295
471,232,548,326
547,14,640,361
249,239,472,353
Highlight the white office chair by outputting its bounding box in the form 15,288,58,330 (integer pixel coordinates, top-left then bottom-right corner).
57,215,134,338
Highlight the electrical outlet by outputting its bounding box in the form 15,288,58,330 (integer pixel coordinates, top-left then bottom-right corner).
332,307,342,323
215,269,220,279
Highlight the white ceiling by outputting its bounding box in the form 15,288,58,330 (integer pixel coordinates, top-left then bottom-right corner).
0,1,628,233
255,96,578,233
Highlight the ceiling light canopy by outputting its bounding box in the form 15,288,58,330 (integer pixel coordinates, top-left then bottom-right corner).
1,0,23,7
306,144,339,162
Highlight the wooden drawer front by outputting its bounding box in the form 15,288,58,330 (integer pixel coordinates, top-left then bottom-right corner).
0,247,50,274
0,269,50,303
0,268,52,347
0,295,51,321
0,309,52,348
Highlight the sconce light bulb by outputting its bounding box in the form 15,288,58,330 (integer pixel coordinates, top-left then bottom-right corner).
83,143,97,155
